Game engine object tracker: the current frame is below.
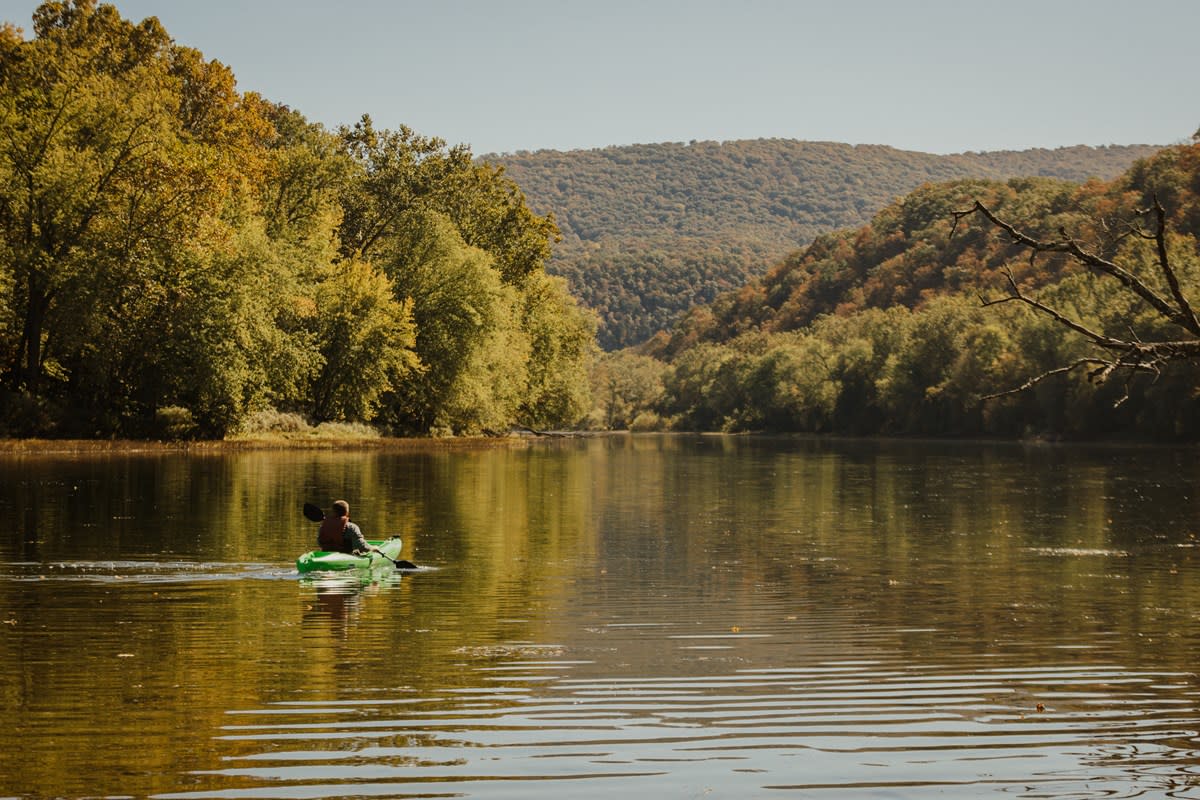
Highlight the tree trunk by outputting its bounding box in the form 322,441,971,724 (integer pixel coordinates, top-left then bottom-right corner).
18,274,51,391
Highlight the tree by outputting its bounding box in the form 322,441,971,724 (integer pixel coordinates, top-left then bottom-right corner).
310,258,419,423
951,198,1200,406
336,116,471,261
661,342,740,431
0,1,267,421
516,271,596,428
589,350,666,430
258,104,350,244
336,115,559,284
433,162,559,284
331,118,587,434
0,6,167,389
375,209,522,434
739,333,838,432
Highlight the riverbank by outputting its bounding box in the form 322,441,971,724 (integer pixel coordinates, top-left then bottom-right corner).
0,434,540,454
0,428,1190,455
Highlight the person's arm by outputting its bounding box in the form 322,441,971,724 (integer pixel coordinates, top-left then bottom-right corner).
346,522,378,554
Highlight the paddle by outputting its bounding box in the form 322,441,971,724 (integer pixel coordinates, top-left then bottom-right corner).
303,502,417,569
382,553,419,570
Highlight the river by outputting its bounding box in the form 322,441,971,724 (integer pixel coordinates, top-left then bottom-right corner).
2,434,1199,798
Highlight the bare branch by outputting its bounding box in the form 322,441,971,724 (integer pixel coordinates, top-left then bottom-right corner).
981,359,1111,401
956,199,1200,407
981,267,1129,351
954,201,1196,334
1150,197,1200,335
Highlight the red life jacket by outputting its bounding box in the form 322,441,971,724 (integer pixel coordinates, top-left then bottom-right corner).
318,515,349,552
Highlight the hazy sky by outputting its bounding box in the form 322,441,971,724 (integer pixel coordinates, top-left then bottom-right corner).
3,0,1196,156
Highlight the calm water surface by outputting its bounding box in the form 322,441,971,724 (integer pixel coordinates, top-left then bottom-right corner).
2,435,1200,798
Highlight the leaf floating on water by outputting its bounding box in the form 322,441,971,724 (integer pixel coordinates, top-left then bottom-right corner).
1036,702,1046,713
730,626,741,633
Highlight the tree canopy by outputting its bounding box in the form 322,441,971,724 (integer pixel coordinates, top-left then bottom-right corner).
0,1,595,438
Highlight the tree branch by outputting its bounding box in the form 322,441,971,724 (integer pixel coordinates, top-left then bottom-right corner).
1149,197,1200,335
981,267,1128,350
952,200,1197,334
981,359,1112,401
953,199,1200,406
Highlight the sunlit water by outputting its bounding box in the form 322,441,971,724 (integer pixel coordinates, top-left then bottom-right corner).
2,435,1200,798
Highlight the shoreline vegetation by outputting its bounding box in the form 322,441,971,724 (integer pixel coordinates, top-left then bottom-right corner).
0,413,603,453
1,427,1193,456
0,434,535,454
604,143,1200,442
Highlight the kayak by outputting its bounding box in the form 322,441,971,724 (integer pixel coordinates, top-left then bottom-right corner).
296,537,403,573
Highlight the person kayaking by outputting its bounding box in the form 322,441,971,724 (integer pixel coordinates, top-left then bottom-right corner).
317,500,382,555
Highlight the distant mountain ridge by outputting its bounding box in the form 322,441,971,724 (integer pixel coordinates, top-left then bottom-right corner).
486,139,1162,349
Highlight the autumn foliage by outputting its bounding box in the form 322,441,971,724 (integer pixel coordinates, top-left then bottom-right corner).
597,143,1200,440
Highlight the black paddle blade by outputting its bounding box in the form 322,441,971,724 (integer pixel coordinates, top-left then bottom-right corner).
394,559,418,570
302,502,325,522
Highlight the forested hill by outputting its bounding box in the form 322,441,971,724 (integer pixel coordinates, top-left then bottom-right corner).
586,142,1200,440
487,139,1162,349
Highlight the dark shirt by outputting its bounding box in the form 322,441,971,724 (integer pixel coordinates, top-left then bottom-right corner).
317,518,371,554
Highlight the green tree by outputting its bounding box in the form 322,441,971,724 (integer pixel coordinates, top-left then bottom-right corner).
517,271,596,428
808,307,908,433
375,210,521,434
589,350,666,430
332,118,587,434
433,162,560,283
747,333,838,432
336,116,472,261
0,1,268,432
0,2,596,438
258,104,350,245
662,342,740,431
310,258,419,423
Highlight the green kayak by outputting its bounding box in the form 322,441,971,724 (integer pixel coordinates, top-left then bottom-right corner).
296,537,403,573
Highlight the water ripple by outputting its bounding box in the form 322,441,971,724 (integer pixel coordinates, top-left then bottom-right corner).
154,659,1200,799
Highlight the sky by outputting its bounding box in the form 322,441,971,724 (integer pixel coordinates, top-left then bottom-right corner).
2,0,1197,157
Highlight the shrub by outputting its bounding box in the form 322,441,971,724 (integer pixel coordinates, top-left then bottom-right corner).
239,409,312,435
629,411,666,432
154,406,198,439
312,421,381,439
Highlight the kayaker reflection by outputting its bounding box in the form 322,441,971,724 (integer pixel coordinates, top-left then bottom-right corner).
317,500,382,556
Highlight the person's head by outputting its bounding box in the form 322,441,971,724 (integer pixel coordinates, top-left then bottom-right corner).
331,500,350,518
